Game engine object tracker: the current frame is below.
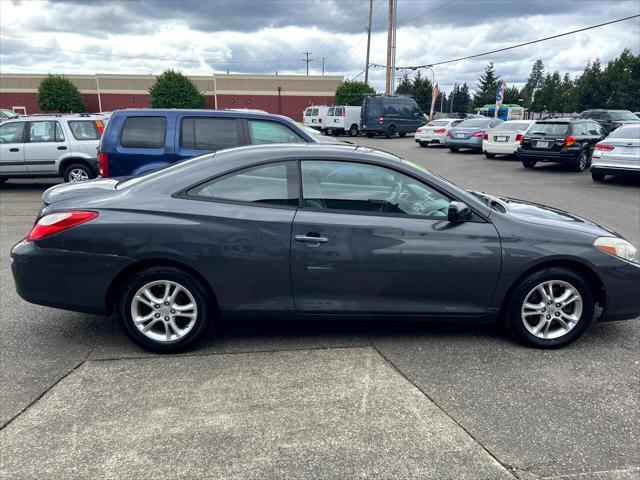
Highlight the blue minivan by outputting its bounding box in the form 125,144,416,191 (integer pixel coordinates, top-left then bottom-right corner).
98,109,321,177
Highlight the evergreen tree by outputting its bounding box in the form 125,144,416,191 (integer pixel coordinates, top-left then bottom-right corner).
575,59,608,111
394,73,412,95
602,48,640,110
559,73,577,113
459,83,471,113
522,59,545,110
473,62,499,109
503,85,523,105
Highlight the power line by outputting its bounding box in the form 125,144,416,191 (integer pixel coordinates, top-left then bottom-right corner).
396,0,456,28
371,14,640,70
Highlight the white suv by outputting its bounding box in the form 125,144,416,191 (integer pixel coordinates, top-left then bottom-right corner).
0,114,104,184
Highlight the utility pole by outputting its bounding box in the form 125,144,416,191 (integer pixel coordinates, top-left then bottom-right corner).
385,0,393,95
364,0,373,85
322,57,325,76
390,0,397,93
302,51,313,76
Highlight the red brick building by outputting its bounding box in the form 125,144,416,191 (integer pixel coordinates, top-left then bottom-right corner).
0,73,342,121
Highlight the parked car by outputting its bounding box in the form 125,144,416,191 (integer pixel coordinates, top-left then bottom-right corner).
303,106,330,131
12,144,640,352
445,117,503,152
579,109,639,133
518,118,606,171
98,109,321,178
0,114,105,184
415,118,462,147
482,120,534,159
590,124,640,181
0,108,19,120
360,95,426,138
323,106,361,136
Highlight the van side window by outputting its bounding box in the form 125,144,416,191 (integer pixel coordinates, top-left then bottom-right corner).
121,117,166,149
334,107,343,116
181,117,241,150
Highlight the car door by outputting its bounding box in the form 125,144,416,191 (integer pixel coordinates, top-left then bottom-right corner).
291,160,502,315
23,120,68,174
0,121,26,175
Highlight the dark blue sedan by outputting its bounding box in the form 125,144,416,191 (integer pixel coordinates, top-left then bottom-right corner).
11,144,640,352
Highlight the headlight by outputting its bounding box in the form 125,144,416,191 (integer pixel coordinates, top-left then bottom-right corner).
594,237,640,264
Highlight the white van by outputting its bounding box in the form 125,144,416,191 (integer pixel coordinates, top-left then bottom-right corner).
324,106,361,136
303,106,330,130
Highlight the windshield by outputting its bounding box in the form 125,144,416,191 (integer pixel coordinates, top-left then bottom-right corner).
610,111,639,121
529,122,569,136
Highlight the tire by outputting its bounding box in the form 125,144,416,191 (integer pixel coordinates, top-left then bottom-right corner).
325,128,334,136
63,162,95,183
366,132,374,138
522,158,536,169
399,132,407,138
419,142,428,147
574,149,588,172
484,152,496,159
591,172,606,182
348,124,358,137
385,125,396,139
504,267,594,348
448,147,460,153
0,177,7,184
116,266,212,353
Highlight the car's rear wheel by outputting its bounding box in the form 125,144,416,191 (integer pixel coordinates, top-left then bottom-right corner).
448,147,459,153
117,267,212,353
348,124,358,136
522,158,536,169
366,132,374,138
574,149,588,172
385,125,396,138
505,268,594,348
591,172,606,182
64,163,95,183
398,132,407,138
484,152,496,159
0,177,7,184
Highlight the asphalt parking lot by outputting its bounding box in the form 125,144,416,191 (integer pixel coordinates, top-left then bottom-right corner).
1,137,639,479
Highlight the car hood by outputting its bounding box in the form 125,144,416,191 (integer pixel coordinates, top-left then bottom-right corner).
477,192,620,238
42,178,119,205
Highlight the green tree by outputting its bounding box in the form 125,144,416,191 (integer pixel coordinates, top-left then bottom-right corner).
411,71,434,113
335,80,375,106
149,70,205,109
602,48,640,110
559,73,577,113
473,62,499,109
394,73,412,95
36,74,86,113
575,59,608,111
459,83,471,113
522,59,545,110
503,85,523,105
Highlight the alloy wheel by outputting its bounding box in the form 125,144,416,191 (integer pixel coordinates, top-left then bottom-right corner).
521,280,583,339
130,280,198,342
69,168,89,182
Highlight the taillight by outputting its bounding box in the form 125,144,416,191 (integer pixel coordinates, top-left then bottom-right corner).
434,128,446,133
564,135,577,147
483,133,489,140
516,133,523,144
99,152,109,177
594,143,615,151
416,127,423,133
472,130,484,137
95,120,104,136
446,130,452,137
26,211,98,242
342,109,346,117
379,116,384,125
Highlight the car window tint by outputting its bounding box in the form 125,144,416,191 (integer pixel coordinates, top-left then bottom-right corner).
572,123,588,136
68,121,99,140
587,122,601,135
0,122,25,143
121,117,166,148
312,108,318,116
589,111,606,120
181,117,240,150
188,162,299,207
301,161,451,218
366,100,382,117
28,121,58,143
248,120,304,144
334,107,343,116
430,121,448,126
327,107,335,116
610,111,638,121
530,123,569,136
304,109,311,116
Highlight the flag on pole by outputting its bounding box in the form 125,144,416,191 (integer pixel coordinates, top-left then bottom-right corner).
429,81,439,123
494,79,506,118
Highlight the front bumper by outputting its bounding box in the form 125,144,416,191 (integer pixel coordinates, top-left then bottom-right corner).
599,259,640,322
445,137,483,149
11,240,133,315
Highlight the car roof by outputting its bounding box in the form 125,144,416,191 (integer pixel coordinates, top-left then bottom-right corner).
4,113,101,120
110,108,297,122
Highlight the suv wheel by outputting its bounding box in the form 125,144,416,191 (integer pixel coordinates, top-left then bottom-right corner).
348,124,358,137
398,132,407,138
64,163,94,183
591,172,606,182
484,152,496,159
117,267,212,353
505,268,594,348
385,125,396,138
574,150,588,172
522,158,536,169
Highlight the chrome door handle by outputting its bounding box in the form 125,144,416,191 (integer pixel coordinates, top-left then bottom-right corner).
295,234,329,244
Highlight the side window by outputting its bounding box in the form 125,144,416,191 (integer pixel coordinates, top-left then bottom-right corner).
590,122,605,136
574,123,589,136
121,117,166,148
68,121,99,140
187,162,299,207
384,101,398,115
327,107,335,116
248,121,304,145
28,121,62,143
181,117,241,150
301,161,451,218
312,108,319,116
334,107,343,116
55,122,65,141
0,122,25,144
304,109,311,117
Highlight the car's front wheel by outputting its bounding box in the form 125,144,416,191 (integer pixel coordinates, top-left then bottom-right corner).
117,267,212,353
505,268,594,348
448,146,459,152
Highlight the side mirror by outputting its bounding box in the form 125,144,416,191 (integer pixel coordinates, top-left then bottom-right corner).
448,201,472,222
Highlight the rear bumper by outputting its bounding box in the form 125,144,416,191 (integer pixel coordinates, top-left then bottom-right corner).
416,133,446,144
518,147,581,163
483,142,519,155
445,137,483,149
11,240,133,315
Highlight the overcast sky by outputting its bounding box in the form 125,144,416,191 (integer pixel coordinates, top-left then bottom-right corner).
1,0,639,94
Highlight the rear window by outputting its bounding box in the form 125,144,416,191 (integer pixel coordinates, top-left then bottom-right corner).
68,120,99,140
610,111,639,121
121,117,166,148
608,124,640,138
364,99,382,117
181,117,241,150
494,122,531,132
529,122,569,136
458,119,489,128
430,121,448,126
